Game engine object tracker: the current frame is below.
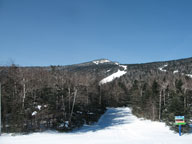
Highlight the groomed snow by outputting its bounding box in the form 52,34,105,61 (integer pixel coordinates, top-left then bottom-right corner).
99,69,126,85
100,65,127,85
1,107,191,144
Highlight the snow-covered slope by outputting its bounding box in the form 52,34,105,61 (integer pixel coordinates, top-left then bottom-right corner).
99,69,126,85
1,107,191,144
99,65,127,85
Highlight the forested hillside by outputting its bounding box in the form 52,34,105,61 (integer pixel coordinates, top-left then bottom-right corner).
0,58,192,133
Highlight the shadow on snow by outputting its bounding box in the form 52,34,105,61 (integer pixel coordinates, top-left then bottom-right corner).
72,108,133,133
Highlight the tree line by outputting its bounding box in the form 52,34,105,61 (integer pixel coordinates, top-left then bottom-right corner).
0,65,105,133
0,59,192,133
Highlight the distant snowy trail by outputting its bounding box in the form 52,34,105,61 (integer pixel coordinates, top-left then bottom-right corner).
1,108,192,144
99,65,127,85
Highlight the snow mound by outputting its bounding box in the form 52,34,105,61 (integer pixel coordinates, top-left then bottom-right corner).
1,107,192,144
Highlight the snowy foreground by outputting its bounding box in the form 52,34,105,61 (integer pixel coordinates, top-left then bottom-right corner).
1,107,192,144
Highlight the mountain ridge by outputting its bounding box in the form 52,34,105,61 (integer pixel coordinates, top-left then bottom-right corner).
64,57,192,67
5,57,191,68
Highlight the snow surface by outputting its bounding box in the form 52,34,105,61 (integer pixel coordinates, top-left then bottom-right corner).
173,70,179,74
59,121,69,128
159,64,168,72
93,60,111,65
180,73,192,78
119,65,127,70
1,107,192,144
31,111,37,116
37,105,41,110
100,65,127,85
186,74,192,78
99,69,126,85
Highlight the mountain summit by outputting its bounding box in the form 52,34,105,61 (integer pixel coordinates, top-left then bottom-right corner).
92,59,113,65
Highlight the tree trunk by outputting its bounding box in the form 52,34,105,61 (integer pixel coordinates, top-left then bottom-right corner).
168,90,170,99
86,86,89,105
159,90,162,121
152,103,155,121
163,89,166,106
99,85,101,105
22,78,26,110
13,82,17,98
33,91,36,106
61,87,66,119
184,88,187,111
0,83,1,135
68,87,71,112
61,94,66,118
140,88,143,98
69,87,77,123
56,95,59,110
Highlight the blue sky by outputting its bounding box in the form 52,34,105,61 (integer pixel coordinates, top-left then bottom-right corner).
0,0,192,66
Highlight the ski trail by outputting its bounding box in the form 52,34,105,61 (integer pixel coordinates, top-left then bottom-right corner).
1,108,192,144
